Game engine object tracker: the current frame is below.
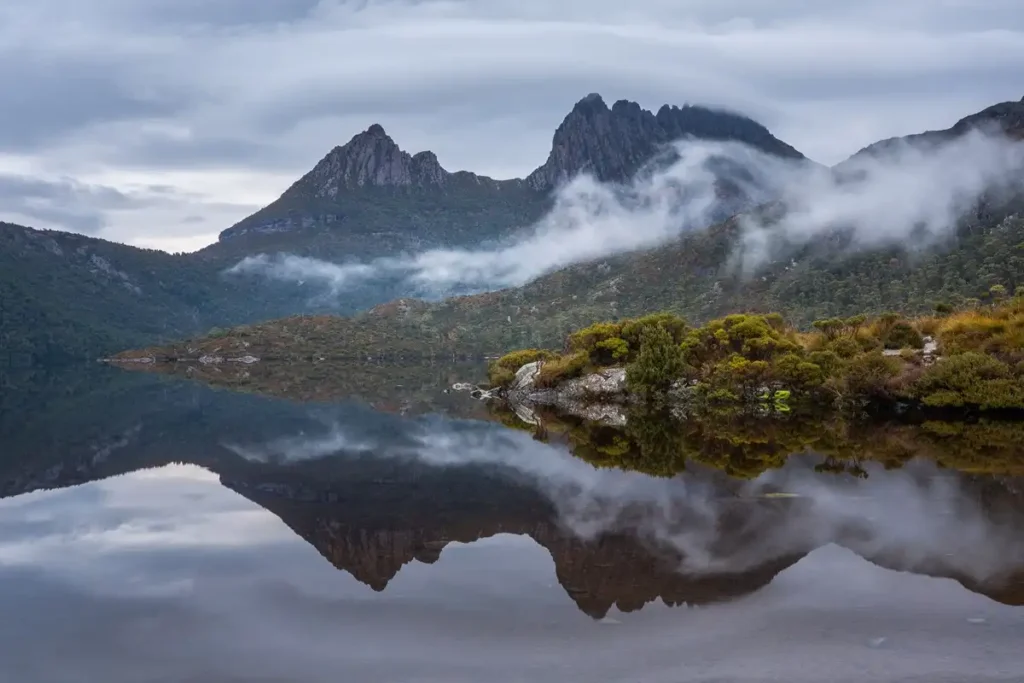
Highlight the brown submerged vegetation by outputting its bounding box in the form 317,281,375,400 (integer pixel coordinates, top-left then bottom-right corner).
489,293,1024,413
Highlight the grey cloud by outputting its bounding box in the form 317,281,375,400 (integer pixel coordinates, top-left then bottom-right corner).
0,174,148,234
0,173,260,246
0,0,1021,248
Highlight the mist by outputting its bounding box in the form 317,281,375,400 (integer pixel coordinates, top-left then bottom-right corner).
228,127,1024,296
225,414,1024,587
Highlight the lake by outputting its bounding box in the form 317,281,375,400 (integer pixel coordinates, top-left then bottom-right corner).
1,363,1023,683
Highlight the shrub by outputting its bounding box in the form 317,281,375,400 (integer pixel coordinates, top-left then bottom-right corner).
812,318,845,340
827,337,861,359
488,348,554,386
774,353,824,388
808,350,843,376
842,352,901,398
620,313,688,348
488,366,516,388
535,351,589,388
626,325,687,399
594,337,630,364
882,321,924,349
914,352,1024,409
567,322,622,354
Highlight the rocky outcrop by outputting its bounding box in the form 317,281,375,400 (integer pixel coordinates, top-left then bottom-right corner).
494,362,694,425
301,124,453,194
525,93,805,190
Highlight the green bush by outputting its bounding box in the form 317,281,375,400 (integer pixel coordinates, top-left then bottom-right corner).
827,337,861,359
535,351,590,388
620,312,688,348
914,352,1024,409
774,353,824,388
595,337,629,363
567,322,622,354
626,325,687,398
488,348,555,386
842,352,901,397
882,321,924,349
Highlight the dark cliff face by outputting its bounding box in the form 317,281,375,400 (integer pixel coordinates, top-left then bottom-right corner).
294,124,454,195
525,93,806,190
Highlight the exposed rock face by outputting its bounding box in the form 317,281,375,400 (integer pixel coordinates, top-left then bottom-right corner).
501,364,692,425
299,124,455,195
503,363,630,425
525,93,805,190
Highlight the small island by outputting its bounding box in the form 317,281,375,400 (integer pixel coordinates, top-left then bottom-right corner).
483,290,1024,420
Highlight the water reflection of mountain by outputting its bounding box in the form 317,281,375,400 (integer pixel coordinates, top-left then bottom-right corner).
3,365,1024,618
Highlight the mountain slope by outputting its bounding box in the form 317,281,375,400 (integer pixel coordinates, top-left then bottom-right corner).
1,94,804,363
126,96,1024,359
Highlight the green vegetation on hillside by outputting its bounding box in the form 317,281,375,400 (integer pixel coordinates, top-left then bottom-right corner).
122,204,1024,366
488,295,1024,412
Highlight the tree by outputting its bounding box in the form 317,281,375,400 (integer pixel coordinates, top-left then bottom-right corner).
626,325,686,400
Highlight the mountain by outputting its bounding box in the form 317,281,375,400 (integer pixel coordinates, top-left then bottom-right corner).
525,93,804,190
204,93,803,261
136,96,1024,359
0,94,803,364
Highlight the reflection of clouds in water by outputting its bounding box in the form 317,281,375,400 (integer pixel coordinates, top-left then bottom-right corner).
229,417,1024,586
0,464,293,598
223,424,377,463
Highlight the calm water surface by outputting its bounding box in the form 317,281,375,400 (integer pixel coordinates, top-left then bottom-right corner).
1,365,1023,683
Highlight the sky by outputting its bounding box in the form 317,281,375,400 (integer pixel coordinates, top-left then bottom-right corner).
0,0,1022,253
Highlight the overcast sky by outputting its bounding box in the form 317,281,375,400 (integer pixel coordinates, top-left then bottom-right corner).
0,0,1021,253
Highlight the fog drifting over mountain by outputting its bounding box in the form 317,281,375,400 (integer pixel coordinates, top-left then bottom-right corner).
229,128,1024,295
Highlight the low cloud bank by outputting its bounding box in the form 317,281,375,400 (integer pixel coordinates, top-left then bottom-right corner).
228,128,1024,296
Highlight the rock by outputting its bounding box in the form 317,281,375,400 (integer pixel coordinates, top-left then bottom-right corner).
503,365,630,425
557,368,627,400
525,94,804,191
510,361,544,393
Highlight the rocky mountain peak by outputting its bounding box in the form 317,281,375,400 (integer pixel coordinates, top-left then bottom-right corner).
526,94,804,191
299,124,452,196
